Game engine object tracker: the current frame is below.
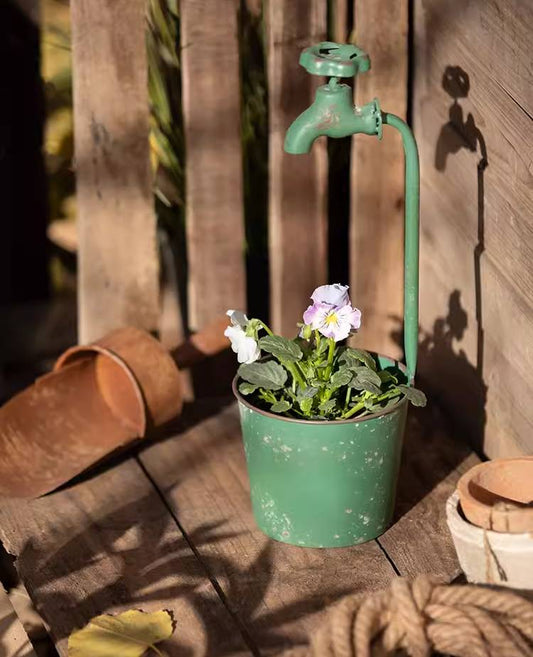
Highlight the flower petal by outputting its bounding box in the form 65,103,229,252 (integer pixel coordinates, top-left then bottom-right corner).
224,325,260,363
226,309,249,327
311,284,350,308
303,302,331,329
224,325,244,354
336,304,362,331
237,335,261,364
312,303,361,342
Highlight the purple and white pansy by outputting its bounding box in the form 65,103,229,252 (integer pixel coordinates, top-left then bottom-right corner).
303,284,361,342
224,284,426,420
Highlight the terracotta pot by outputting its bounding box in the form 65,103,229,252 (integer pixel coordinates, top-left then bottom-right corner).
0,354,146,498
0,319,230,499
457,458,533,533
447,491,533,589
55,326,183,428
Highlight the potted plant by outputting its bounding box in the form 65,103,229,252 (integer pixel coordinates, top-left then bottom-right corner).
226,284,426,548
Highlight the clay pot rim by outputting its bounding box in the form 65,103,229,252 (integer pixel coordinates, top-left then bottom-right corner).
457,458,533,533
55,344,147,435
447,491,533,546
446,489,533,550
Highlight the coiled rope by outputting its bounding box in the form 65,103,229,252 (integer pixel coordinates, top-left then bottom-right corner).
283,575,533,657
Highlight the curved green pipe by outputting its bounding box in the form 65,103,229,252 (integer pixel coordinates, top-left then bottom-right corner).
382,112,419,383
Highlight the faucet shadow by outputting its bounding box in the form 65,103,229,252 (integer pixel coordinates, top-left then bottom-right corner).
423,65,488,454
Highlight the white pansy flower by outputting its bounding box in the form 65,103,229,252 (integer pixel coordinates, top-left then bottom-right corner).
224,325,261,364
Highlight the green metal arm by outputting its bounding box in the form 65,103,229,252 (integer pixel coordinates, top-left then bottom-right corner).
282,42,420,382
382,113,420,383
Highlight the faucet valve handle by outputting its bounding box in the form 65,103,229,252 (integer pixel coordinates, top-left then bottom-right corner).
299,42,370,79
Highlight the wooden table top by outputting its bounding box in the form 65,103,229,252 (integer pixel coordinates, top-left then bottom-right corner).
0,400,478,656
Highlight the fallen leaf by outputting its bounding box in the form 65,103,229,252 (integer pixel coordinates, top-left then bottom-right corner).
68,609,174,657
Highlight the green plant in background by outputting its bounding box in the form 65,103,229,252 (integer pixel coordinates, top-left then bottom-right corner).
41,0,269,314
42,0,75,225
227,284,426,420
146,0,185,236
42,0,187,237
239,1,269,320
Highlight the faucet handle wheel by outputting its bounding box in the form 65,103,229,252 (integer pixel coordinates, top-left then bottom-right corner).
299,42,370,79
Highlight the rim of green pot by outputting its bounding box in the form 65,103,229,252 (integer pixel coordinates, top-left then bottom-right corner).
232,352,408,425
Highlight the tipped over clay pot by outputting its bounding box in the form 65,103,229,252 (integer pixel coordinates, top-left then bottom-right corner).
457,458,533,534
55,326,183,428
0,319,229,499
0,328,182,498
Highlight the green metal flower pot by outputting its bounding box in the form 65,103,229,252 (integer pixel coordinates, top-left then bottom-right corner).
233,355,408,548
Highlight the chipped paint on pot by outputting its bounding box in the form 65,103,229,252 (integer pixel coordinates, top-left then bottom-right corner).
233,355,408,548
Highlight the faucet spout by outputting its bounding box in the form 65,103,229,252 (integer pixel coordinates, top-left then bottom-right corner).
284,83,382,154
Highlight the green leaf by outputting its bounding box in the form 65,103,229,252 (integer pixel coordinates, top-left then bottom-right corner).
329,368,353,388
319,399,337,414
348,366,383,394
299,397,314,415
270,400,292,414
238,361,288,391
238,382,258,396
378,370,398,385
352,367,382,388
349,379,381,396
297,386,319,400
258,335,303,362
339,348,377,371
68,609,174,657
315,337,329,357
397,384,427,407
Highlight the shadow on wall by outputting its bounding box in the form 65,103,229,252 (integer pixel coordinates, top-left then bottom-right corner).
391,67,488,454
422,66,488,454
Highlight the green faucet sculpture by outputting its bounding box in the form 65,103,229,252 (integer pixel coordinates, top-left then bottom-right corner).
285,42,420,384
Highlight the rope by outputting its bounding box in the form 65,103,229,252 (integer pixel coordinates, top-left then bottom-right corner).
281,575,533,657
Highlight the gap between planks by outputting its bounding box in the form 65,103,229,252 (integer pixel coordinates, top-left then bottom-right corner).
138,401,477,652
0,456,252,656
0,401,477,656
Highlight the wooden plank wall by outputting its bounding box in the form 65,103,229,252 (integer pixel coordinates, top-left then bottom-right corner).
414,0,533,457
71,0,159,343
180,0,246,331
350,0,408,360
267,1,327,336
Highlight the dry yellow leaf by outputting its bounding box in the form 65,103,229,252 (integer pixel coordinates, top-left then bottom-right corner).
68,609,174,657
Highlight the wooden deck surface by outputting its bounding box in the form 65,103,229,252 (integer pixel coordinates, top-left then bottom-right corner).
0,401,478,656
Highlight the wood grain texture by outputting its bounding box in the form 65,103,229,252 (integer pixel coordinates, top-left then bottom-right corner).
181,0,246,331
379,406,480,579
71,0,159,343
349,0,408,360
139,404,396,653
0,402,474,655
331,0,349,43
414,0,533,457
0,459,247,656
0,586,37,657
267,1,328,336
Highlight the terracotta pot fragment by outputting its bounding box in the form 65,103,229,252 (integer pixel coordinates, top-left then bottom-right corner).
457,458,533,533
0,318,230,499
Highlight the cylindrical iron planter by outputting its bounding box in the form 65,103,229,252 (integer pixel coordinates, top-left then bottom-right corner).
233,357,408,548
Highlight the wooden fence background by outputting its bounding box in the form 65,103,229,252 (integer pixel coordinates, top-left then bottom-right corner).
414,0,533,458
73,0,407,352
62,0,533,458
